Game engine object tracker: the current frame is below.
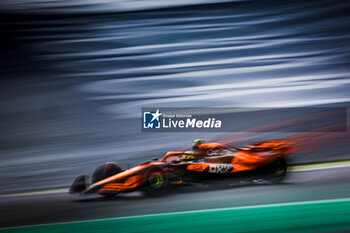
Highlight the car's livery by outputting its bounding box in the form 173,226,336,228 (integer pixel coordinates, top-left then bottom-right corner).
69,139,292,196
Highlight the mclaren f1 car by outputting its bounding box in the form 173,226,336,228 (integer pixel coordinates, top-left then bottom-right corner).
69,139,292,197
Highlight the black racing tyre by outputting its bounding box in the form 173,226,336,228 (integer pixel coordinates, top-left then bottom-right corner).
264,158,288,183
143,169,168,196
92,162,122,184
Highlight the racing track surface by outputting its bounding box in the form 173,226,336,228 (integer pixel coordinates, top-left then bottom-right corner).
1,166,350,232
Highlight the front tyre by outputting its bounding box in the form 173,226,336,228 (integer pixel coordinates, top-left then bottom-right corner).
264,158,287,183
92,162,122,184
92,162,122,197
143,169,168,196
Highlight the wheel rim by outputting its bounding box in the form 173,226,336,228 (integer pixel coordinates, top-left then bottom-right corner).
149,173,164,189
272,161,286,176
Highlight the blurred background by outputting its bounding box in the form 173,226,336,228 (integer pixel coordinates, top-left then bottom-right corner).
0,0,350,233
0,1,350,230
1,0,350,193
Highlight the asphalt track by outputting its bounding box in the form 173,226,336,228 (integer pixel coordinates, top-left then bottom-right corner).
1,166,350,232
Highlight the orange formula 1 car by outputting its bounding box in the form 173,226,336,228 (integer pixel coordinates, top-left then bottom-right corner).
69,139,292,197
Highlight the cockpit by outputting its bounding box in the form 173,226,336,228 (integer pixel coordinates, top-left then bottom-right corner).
161,139,236,163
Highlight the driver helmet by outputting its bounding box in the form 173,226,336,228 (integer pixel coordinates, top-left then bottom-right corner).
192,139,206,152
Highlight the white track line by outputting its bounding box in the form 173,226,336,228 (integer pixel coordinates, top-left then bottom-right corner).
2,196,350,230
292,164,350,172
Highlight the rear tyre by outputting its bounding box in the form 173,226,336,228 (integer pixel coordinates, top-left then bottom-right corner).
264,158,287,183
92,162,122,197
143,169,168,196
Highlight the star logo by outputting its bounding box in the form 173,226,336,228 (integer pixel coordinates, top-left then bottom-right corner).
143,109,162,129
151,109,162,122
